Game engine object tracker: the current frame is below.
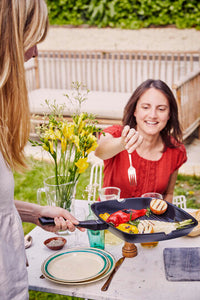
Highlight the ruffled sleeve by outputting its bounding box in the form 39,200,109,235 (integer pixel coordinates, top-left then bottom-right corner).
102,125,123,138
173,144,187,171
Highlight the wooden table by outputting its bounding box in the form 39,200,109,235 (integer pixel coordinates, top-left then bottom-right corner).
26,200,200,300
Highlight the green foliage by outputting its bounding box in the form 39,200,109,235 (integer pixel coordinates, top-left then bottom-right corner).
175,174,200,208
46,0,200,29
29,290,84,300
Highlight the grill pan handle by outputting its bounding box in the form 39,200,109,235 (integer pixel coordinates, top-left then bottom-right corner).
38,217,108,230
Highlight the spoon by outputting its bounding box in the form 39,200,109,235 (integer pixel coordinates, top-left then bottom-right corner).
24,235,33,249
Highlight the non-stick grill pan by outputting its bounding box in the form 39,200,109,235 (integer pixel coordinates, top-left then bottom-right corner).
90,197,198,243
39,197,197,244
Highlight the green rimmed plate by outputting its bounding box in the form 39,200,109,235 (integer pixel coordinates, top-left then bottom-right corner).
41,247,115,285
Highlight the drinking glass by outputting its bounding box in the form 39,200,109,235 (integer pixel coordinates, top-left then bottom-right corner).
141,192,163,199
99,187,122,245
99,187,121,201
87,204,105,249
140,192,163,248
71,206,88,247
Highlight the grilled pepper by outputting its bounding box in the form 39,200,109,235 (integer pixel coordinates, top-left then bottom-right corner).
99,213,110,221
106,208,147,227
116,223,138,234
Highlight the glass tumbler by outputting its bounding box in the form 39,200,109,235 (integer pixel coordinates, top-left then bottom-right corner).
99,187,122,245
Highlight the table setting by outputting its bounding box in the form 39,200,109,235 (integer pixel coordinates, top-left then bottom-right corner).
26,198,200,300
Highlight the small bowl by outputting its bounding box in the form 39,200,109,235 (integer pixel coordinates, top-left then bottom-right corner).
44,237,66,250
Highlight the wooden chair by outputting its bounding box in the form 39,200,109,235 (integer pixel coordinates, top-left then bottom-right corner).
87,163,103,202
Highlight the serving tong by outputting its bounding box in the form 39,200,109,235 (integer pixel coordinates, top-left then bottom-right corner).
128,153,137,185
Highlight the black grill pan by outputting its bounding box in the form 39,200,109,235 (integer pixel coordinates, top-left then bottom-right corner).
90,197,198,243
39,197,197,244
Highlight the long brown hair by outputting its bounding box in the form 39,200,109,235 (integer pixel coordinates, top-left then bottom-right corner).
122,79,183,147
0,0,48,171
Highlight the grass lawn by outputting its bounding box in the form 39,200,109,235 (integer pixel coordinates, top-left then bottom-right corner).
14,157,200,299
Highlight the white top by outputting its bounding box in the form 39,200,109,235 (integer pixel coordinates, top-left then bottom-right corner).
0,152,28,300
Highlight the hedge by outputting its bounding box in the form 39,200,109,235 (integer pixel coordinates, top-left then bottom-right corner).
46,0,200,29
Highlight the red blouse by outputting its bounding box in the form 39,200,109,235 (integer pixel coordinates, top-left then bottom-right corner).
102,125,187,198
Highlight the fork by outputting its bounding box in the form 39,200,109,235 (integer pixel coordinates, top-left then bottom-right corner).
128,153,137,185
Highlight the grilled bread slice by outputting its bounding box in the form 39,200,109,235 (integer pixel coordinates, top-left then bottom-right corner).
150,198,168,215
138,220,154,234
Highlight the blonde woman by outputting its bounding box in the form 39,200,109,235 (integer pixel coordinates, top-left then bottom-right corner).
0,1,80,298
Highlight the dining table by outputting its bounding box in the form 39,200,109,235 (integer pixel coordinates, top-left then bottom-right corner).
26,199,200,300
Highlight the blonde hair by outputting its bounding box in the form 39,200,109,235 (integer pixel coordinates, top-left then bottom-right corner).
0,0,48,171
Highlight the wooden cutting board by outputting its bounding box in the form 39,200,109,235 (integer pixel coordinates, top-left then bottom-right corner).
163,247,200,281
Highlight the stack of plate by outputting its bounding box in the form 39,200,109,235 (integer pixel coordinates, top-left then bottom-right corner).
41,247,115,285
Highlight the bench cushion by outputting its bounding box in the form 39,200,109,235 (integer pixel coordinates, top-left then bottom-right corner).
28,89,131,120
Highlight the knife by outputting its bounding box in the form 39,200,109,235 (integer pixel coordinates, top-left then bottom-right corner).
101,256,125,291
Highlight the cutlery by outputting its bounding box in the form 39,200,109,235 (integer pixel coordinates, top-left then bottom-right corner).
101,256,125,291
127,153,137,185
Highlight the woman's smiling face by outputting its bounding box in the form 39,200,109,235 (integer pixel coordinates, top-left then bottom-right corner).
134,88,170,137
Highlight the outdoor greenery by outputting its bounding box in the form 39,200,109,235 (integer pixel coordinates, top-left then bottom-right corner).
46,0,200,29
14,157,200,299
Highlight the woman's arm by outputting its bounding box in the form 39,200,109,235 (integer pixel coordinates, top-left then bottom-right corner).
95,125,143,160
95,132,125,160
14,200,81,233
163,170,178,203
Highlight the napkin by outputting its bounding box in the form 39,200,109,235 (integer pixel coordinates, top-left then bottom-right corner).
163,247,200,281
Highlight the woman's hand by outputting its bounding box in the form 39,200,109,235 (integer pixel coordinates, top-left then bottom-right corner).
36,206,85,234
122,125,143,153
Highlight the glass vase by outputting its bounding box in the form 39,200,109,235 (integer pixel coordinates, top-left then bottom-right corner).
37,175,76,211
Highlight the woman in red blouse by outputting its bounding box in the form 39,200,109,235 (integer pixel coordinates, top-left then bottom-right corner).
95,79,187,203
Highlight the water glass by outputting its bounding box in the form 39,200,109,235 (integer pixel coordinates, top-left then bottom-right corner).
86,204,105,249
99,187,121,201
71,206,88,247
141,192,163,199
99,187,122,245
87,229,105,250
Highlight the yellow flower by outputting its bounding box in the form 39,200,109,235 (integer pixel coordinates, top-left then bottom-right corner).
55,129,61,140
42,144,49,152
43,129,56,140
87,141,98,154
61,138,67,153
62,123,74,140
49,140,54,154
188,191,194,195
74,135,80,151
80,129,88,137
75,158,89,173
77,119,85,133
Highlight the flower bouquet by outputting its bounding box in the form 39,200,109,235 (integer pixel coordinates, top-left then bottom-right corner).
31,82,102,210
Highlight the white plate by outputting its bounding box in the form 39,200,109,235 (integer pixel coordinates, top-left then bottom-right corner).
42,248,109,283
41,247,115,285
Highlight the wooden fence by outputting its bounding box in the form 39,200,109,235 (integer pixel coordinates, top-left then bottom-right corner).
25,49,200,139
25,50,200,92
173,69,200,139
